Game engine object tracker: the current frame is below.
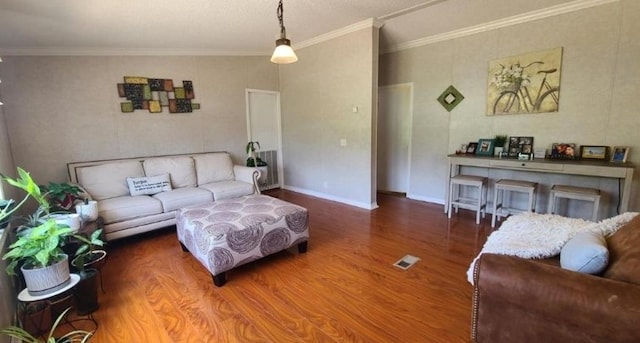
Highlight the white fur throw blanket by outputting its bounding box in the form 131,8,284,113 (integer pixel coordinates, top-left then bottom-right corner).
467,212,639,285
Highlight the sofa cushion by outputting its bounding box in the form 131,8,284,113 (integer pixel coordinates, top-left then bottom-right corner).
126,173,172,196
199,180,255,200
603,215,640,285
152,187,213,212
193,153,235,185
77,161,145,201
560,232,608,274
143,157,196,189
98,195,163,224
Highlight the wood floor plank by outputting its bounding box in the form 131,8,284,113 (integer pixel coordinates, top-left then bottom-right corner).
87,190,490,342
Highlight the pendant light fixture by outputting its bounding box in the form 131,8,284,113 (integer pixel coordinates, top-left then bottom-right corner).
270,0,298,64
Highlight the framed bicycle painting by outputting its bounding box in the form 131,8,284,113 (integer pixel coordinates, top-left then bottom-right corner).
486,47,563,115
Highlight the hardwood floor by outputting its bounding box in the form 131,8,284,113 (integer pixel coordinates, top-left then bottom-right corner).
86,190,492,342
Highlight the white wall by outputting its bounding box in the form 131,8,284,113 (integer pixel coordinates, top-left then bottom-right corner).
0,56,278,185
279,26,380,209
380,0,640,216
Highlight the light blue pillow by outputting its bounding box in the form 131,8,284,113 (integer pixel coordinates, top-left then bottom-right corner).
560,232,609,274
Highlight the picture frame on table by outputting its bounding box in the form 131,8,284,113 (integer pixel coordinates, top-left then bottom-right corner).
507,136,534,158
580,145,608,160
466,142,478,154
476,139,495,156
611,146,630,163
549,143,577,159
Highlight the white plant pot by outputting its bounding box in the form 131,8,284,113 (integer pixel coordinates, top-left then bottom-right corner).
47,213,81,232
494,147,504,156
75,201,99,222
21,254,70,296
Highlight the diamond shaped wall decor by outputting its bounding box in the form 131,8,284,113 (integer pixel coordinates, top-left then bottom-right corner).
437,85,464,112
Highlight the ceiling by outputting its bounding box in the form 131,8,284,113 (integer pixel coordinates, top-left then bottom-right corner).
0,0,587,56
0,0,441,55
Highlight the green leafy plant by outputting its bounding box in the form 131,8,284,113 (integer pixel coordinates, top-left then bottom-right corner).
72,229,105,278
494,134,508,148
40,182,83,212
0,167,49,222
0,307,93,342
2,219,72,275
245,141,267,167
0,167,74,275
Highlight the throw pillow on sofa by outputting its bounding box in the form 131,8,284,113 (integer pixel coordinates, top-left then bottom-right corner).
560,231,609,274
127,173,172,196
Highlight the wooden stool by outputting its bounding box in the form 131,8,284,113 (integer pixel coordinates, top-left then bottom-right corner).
492,179,537,228
448,175,488,225
548,185,601,222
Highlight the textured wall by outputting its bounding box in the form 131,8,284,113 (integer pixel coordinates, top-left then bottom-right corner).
0,56,278,185
279,27,379,208
380,0,640,216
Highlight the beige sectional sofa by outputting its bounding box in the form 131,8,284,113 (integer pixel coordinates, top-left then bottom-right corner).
67,152,260,241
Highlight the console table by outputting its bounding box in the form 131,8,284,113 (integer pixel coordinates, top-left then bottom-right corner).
446,154,635,214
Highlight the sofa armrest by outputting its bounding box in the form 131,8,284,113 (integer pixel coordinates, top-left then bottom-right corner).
472,253,640,343
233,165,260,194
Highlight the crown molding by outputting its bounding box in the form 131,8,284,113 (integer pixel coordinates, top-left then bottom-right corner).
293,18,384,50
0,47,269,57
382,0,619,54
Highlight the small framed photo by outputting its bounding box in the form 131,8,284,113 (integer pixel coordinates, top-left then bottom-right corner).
466,142,478,154
550,143,577,159
611,146,630,163
580,145,609,160
476,138,495,156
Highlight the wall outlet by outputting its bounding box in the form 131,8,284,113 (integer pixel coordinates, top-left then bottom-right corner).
340,138,347,146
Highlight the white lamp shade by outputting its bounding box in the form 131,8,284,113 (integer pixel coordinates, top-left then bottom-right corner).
271,44,298,64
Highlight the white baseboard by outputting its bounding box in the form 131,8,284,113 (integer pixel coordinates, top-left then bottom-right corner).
283,185,379,210
406,193,446,205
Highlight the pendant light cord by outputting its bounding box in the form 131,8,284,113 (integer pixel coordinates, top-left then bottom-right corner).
277,0,287,39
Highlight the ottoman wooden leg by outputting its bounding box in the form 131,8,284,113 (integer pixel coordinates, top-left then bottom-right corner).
298,241,308,253
179,242,188,252
213,273,226,287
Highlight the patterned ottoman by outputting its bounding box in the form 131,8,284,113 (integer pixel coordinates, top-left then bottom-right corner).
176,194,309,286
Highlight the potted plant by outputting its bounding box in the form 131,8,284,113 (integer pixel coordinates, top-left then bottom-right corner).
1,168,73,295
493,134,508,156
74,199,99,223
71,229,105,315
39,182,83,213
1,307,93,342
245,141,268,185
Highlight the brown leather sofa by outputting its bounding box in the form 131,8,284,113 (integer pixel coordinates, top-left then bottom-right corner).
471,214,640,343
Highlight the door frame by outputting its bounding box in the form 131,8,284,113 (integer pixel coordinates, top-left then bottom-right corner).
245,88,284,188
377,82,414,194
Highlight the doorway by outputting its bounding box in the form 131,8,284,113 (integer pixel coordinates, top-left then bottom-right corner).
377,83,413,194
245,89,283,190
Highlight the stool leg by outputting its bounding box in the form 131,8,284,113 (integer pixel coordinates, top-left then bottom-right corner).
475,184,482,225
548,191,555,215
491,186,499,228
448,182,454,219
592,197,600,222
482,182,487,219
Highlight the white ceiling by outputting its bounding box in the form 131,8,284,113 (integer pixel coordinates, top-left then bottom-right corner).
0,0,437,55
0,0,589,56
